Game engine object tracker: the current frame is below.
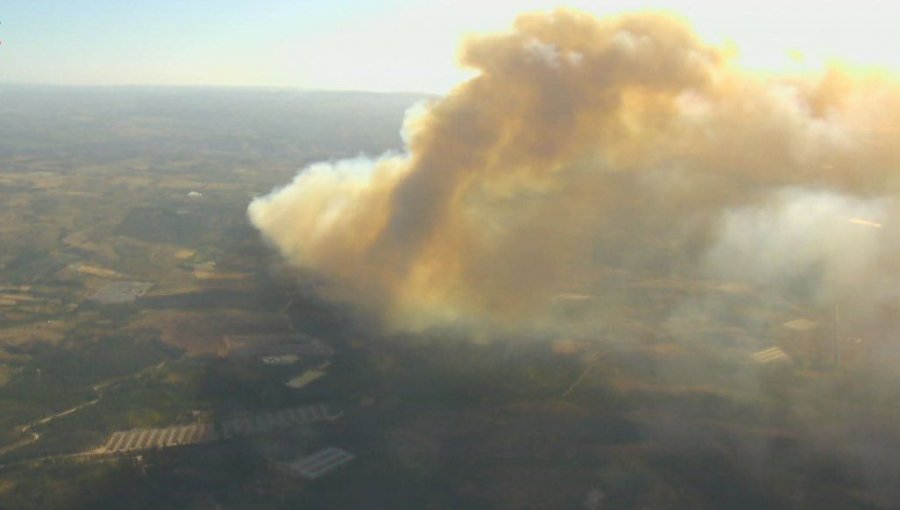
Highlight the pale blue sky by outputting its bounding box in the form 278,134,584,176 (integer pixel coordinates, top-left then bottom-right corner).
1,0,898,93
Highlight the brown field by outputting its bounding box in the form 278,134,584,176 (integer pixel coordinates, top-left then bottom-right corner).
0,321,68,347
125,309,286,354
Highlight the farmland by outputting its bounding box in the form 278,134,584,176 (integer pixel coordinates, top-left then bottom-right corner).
2,86,899,509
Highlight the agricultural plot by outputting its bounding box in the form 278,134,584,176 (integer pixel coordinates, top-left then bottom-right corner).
101,422,217,453
89,281,154,304
97,404,339,454
223,336,334,361
219,404,337,438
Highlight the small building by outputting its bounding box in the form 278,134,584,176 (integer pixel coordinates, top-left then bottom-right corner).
287,447,355,479
752,346,791,364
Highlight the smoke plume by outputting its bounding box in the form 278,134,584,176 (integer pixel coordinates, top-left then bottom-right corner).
249,9,900,334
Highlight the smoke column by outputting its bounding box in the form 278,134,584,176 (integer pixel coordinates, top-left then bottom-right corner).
249,9,900,334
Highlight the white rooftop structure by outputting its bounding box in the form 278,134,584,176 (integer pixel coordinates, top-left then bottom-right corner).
752,347,791,364
261,354,300,365
782,318,817,332
289,447,355,479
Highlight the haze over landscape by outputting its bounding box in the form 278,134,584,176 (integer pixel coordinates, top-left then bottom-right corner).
2,2,900,509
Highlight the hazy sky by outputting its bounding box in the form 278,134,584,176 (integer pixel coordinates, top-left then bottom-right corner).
1,0,898,93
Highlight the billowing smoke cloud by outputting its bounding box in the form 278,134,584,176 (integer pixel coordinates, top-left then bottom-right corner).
249,9,900,335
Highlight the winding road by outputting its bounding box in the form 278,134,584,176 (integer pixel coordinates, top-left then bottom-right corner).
0,359,172,459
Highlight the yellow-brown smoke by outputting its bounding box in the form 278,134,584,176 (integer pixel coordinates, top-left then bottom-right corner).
249,10,900,332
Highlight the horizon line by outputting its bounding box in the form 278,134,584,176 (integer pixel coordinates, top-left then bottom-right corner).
0,82,438,97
